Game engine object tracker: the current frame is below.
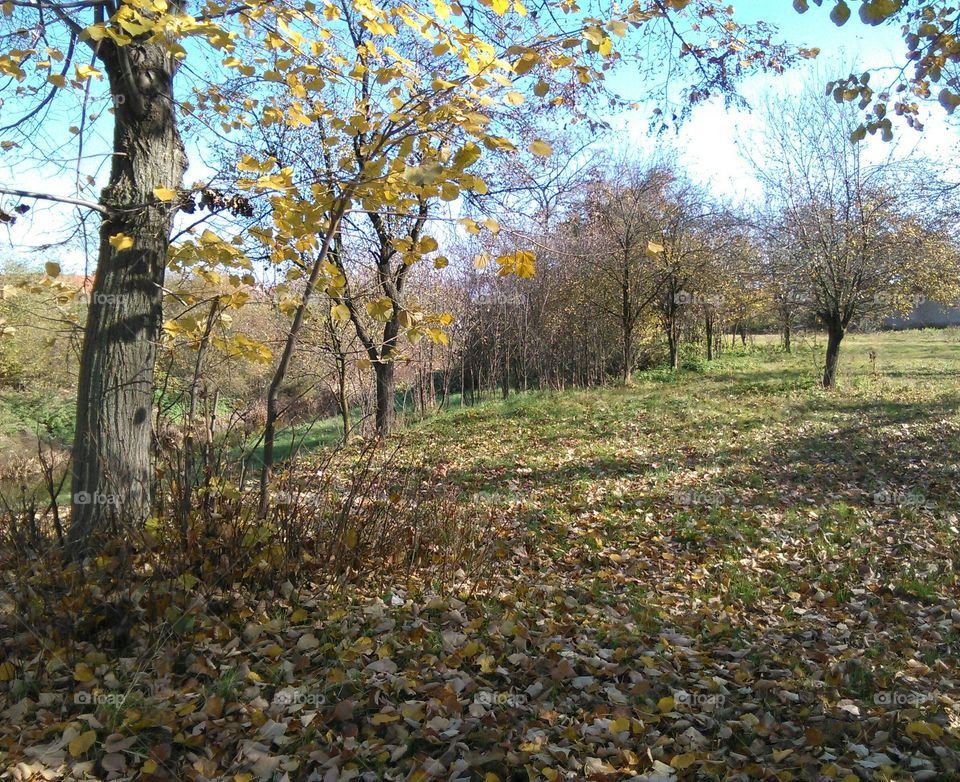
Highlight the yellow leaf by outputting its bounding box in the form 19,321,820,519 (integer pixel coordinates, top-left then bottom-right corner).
47,73,66,88
474,254,490,269
671,752,697,770
477,654,496,672
143,760,158,774
433,256,449,269
505,91,524,106
68,729,96,757
153,186,176,201
657,695,675,713
74,64,102,80
108,233,133,252
418,235,439,253
646,241,664,256
366,297,394,322
44,261,61,278
74,662,95,682
0,661,15,680
529,138,552,157
371,712,400,724
906,720,943,740
330,303,351,322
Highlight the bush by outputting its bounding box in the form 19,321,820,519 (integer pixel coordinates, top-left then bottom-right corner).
0,438,508,655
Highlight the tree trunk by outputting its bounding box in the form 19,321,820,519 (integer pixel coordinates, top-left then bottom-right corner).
501,353,510,400
374,361,395,435
337,357,350,444
622,320,634,384
68,41,187,557
705,314,714,361
823,321,844,388
783,321,792,353
667,325,679,370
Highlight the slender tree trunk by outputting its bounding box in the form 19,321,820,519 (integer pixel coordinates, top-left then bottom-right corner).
258,212,346,516
705,313,714,361
68,41,187,557
622,320,634,384
667,315,680,370
823,320,844,388
374,361,395,434
337,358,350,444
783,320,792,353
501,353,510,400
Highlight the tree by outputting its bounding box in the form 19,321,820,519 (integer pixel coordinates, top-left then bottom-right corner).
646,179,716,370
752,79,960,386
578,163,673,383
0,0,806,552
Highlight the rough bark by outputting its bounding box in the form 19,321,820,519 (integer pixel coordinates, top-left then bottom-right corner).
374,360,395,435
68,40,187,556
823,320,844,388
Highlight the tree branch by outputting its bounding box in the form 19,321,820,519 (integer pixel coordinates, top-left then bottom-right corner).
0,186,110,215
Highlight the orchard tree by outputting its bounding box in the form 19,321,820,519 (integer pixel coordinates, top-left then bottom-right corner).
754,79,960,386
0,0,806,552
577,162,674,382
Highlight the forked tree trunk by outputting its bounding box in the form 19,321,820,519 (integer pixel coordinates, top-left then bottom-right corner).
823,320,844,388
68,41,187,557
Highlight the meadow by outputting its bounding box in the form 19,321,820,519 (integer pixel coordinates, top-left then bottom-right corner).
3,330,959,780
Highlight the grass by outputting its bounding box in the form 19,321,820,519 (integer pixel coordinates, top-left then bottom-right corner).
4,329,959,779
403,328,960,617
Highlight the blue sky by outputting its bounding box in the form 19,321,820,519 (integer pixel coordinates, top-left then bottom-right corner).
612,2,959,201
1,2,957,273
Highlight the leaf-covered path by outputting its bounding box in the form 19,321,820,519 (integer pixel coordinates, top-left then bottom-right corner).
4,334,960,781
